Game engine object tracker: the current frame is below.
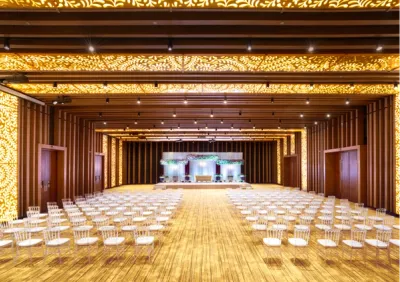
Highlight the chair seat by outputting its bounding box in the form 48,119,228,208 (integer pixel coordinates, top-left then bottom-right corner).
121,225,137,232
335,216,350,221
246,216,258,222
288,238,308,247
133,217,147,222
31,213,48,218
92,217,108,223
354,224,372,231
47,238,70,246
104,237,125,246
252,224,267,231
352,216,365,221
113,217,128,223
0,240,13,247
265,216,276,221
50,218,67,224
98,226,115,232
365,239,388,248
315,224,331,231
317,239,337,247
272,224,287,231
48,226,70,232
342,240,363,248
263,238,281,247
294,225,310,231
156,216,169,222
283,216,296,222
317,216,332,221
148,224,164,231
257,210,267,215
334,224,351,231
373,224,391,231
136,236,154,245
389,239,400,247
393,225,400,230
12,219,24,225
30,219,46,225
160,211,172,216
142,211,153,216
4,227,25,234
73,225,93,231
75,237,99,246
368,216,383,222
26,227,47,233
123,212,136,216
241,210,251,215
18,239,43,247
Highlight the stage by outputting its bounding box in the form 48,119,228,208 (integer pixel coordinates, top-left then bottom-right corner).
153,182,252,190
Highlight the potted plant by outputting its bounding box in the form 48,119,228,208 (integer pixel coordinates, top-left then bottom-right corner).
185,174,191,182
215,174,222,182
159,175,165,183
239,174,245,182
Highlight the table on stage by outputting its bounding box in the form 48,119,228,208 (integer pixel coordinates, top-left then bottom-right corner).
195,175,212,182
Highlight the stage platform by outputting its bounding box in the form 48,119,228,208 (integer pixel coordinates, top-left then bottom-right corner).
153,182,252,190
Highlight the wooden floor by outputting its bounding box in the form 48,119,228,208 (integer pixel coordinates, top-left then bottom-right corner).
0,184,399,282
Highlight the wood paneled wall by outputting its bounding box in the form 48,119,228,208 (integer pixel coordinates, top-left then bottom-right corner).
18,100,102,216
124,141,277,185
307,98,397,214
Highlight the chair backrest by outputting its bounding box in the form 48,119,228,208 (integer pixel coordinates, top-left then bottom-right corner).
325,229,340,245
14,230,31,242
70,214,86,227
319,216,333,226
383,216,394,226
275,216,287,226
73,229,90,242
94,217,110,228
354,203,364,210
293,229,310,243
376,230,391,244
299,216,312,226
376,208,386,218
23,217,37,227
327,196,335,202
256,216,268,226
43,229,61,244
266,228,283,240
28,206,40,213
340,199,349,206
350,229,367,246
134,227,150,239
27,210,39,217
101,227,118,240
0,220,13,230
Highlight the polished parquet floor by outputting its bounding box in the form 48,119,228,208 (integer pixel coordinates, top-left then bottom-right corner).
0,184,399,282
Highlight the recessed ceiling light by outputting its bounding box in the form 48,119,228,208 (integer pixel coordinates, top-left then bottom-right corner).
314,121,318,125
210,110,214,118
300,113,304,118
52,100,58,105
224,97,227,104
345,98,350,105
103,121,107,125
194,119,197,124
137,97,141,104
88,44,95,53
53,82,58,88
350,83,355,90
168,39,173,51
306,98,310,104
106,98,109,103
309,83,314,90
3,38,10,51
220,119,224,124
376,45,383,52
247,40,252,52
394,83,399,90
103,82,108,88
326,114,331,118
134,120,138,124
308,44,315,52
173,112,176,117
161,120,164,124
184,98,188,104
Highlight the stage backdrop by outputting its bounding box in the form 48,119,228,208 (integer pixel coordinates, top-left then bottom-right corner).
123,141,277,185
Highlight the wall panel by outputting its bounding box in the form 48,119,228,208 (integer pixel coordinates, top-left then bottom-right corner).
124,141,277,184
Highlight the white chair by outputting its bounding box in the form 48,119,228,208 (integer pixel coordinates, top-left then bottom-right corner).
14,229,43,263
24,217,47,235
0,229,13,257
251,216,268,238
294,217,313,231
43,229,71,263
373,216,394,231
133,228,155,262
263,228,283,262
342,229,366,262
354,217,374,232
368,208,386,223
73,228,99,262
288,229,310,262
317,229,340,261
315,216,333,234
365,229,392,264
27,206,47,218
272,217,288,239
101,227,125,258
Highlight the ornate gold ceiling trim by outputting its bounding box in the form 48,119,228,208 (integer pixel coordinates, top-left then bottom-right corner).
9,83,398,95
0,54,398,72
0,0,398,9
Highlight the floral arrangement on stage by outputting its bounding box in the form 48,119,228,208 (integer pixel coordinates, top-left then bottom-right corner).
216,159,243,165
160,159,188,165
186,154,219,161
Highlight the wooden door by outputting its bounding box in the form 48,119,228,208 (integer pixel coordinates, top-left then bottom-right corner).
94,155,103,192
340,152,350,200
41,150,58,212
348,150,359,202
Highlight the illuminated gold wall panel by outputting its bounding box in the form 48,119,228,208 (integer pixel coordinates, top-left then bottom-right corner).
118,140,123,186
111,138,116,187
301,129,307,191
283,137,287,156
9,83,398,96
395,93,400,214
290,134,295,155
277,139,281,184
0,91,18,221
0,54,397,73
103,135,108,189
0,0,398,9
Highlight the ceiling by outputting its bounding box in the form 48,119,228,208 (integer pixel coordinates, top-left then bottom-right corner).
0,2,399,141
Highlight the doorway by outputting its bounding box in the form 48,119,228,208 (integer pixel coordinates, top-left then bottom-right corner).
38,145,66,212
94,153,104,192
283,155,299,187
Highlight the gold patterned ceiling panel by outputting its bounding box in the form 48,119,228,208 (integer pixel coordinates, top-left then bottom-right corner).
9,83,399,95
0,0,398,9
0,54,398,73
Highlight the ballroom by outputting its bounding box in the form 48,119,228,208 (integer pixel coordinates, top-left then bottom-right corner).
0,1,399,281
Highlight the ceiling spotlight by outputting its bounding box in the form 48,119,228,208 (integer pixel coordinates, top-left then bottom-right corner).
134,120,138,124
345,98,350,105
178,124,180,129
231,124,234,129
88,44,95,53
173,112,176,117
205,124,208,129
210,110,214,118
52,100,58,105
161,120,164,125
106,98,109,104
194,119,197,124
266,82,270,88
137,97,141,104
53,82,58,88
103,82,108,88
253,125,256,129
168,39,173,51
247,40,252,52
350,83,355,90
224,96,227,104
99,112,102,118
376,45,383,52
309,83,314,90
394,83,399,90
304,126,307,129
300,113,304,118
278,125,281,129
183,98,188,104
103,121,107,125
239,111,242,116
314,121,318,125
137,112,141,117
220,119,224,124
271,97,274,103
308,44,315,52
326,114,331,118
125,125,130,131
154,81,159,88
248,119,251,123
306,98,310,104
272,112,275,116
3,38,10,51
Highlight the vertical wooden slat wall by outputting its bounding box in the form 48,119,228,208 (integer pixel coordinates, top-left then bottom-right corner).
18,102,102,217
124,141,277,184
